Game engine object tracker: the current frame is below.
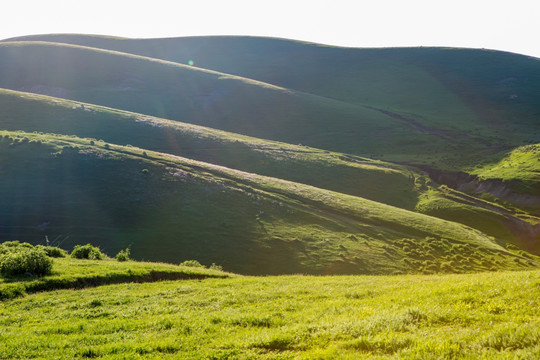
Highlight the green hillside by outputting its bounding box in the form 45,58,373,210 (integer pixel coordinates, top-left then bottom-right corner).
1,88,536,250
472,144,540,196
6,34,540,167
1,37,538,196
0,88,422,209
0,41,428,160
2,39,538,170
2,130,536,274
1,33,539,360
0,34,538,273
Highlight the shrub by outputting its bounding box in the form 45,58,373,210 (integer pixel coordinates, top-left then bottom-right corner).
115,248,130,262
71,244,104,260
36,245,68,258
179,260,205,268
0,247,53,277
0,241,33,254
209,263,223,271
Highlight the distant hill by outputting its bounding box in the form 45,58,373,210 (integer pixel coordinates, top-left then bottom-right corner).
5,35,540,165
0,34,538,274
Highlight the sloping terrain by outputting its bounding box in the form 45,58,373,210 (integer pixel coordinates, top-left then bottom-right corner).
1,88,536,255
0,88,422,209
0,34,538,273
0,41,426,159
2,131,536,274
6,34,540,167
3,39,536,167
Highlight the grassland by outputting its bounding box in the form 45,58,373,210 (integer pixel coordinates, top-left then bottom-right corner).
0,35,539,359
0,88,536,256
5,35,540,163
0,88,423,209
0,35,538,270
1,264,539,359
1,39,538,170
0,40,428,160
2,130,538,274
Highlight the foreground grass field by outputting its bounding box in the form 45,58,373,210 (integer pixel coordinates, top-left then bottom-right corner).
1,268,539,359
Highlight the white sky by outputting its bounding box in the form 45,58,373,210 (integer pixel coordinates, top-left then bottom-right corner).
2,0,539,58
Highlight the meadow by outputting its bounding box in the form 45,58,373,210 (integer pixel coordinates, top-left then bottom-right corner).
1,263,539,359
0,34,539,359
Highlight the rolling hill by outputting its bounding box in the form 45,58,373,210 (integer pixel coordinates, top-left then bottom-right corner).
0,88,423,209
5,34,540,166
4,130,536,274
0,34,539,274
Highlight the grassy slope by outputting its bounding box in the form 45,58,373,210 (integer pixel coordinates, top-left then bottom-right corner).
2,88,537,250
471,143,540,195
1,37,538,203
0,41,434,160
1,268,539,359
2,40,535,169
0,88,422,210
2,130,536,275
416,187,540,253
0,36,538,266
7,34,539,168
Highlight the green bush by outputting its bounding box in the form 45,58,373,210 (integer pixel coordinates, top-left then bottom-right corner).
1,240,32,248
71,244,104,260
209,263,223,271
0,241,33,255
115,248,130,262
0,247,53,277
179,260,205,268
36,245,68,258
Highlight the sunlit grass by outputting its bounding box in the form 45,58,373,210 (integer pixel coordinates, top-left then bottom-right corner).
472,143,540,194
0,257,231,300
1,269,539,359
